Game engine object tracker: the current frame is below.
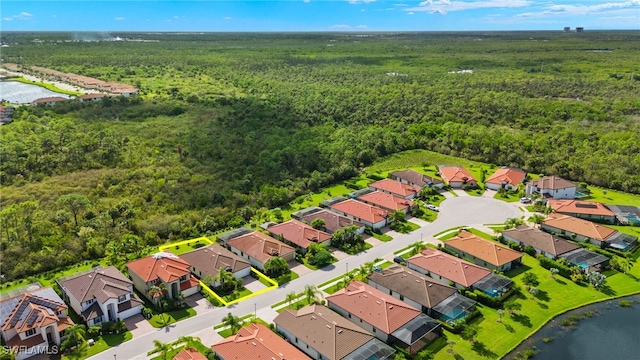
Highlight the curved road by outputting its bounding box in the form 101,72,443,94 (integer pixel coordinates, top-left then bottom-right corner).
90,196,520,359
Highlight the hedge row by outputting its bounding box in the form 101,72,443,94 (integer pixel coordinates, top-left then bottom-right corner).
538,255,573,278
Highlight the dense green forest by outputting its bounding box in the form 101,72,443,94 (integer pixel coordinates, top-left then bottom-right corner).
1,31,639,281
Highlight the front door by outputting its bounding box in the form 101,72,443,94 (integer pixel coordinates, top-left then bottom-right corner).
46,331,53,343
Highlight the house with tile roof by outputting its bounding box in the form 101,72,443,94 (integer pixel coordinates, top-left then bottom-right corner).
30,96,68,106
406,248,491,288
226,231,295,271
357,191,414,214
444,230,523,271
485,167,527,191
213,323,310,360
274,304,395,360
369,179,421,200
78,93,110,102
297,208,366,235
267,219,332,253
0,287,74,360
502,225,580,259
437,166,477,188
367,265,477,322
525,175,576,200
126,252,200,305
547,200,617,224
541,213,638,251
173,348,207,360
58,266,143,327
326,281,440,355
329,199,389,229
390,169,444,189
179,244,251,287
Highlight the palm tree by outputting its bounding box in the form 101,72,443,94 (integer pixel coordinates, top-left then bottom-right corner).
410,241,427,256
264,256,289,277
147,283,166,304
222,312,243,335
357,261,375,280
390,210,406,223
285,291,297,309
177,336,201,350
528,214,546,224
504,301,522,316
215,268,239,293
151,339,172,360
497,309,505,323
304,284,319,304
64,324,86,349
176,292,185,308
461,325,479,344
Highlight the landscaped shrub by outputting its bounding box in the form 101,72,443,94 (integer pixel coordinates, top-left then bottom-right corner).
473,290,503,308
538,255,573,278
523,245,537,257
366,173,385,181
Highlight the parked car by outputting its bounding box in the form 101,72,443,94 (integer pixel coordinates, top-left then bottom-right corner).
426,204,439,212
393,256,406,264
520,197,532,204
372,266,382,272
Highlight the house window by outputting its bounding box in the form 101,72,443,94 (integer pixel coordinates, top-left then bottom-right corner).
400,295,404,301
25,328,37,337
373,328,376,333
348,313,351,318
94,317,102,325
180,275,187,282
118,295,127,303
295,337,298,343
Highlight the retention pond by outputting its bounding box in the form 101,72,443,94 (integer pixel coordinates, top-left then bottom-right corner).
0,81,71,104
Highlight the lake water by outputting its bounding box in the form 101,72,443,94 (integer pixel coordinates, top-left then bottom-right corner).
505,294,640,360
0,81,71,104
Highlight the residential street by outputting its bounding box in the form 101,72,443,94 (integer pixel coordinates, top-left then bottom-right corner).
89,195,521,360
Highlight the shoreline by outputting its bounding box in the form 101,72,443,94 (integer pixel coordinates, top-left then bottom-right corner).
0,67,99,95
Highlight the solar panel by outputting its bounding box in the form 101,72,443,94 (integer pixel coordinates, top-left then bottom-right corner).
575,203,598,209
27,312,38,325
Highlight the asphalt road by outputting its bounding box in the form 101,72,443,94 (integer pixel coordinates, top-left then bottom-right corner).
89,195,520,360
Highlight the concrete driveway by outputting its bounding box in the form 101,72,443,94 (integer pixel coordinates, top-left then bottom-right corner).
243,276,268,292
124,314,154,338
184,293,215,314
289,261,314,277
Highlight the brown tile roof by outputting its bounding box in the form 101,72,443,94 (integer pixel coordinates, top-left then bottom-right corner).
527,176,576,190
31,96,68,104
126,252,191,283
226,231,295,264
268,220,332,249
59,266,132,304
438,166,477,184
274,304,374,360
369,179,421,197
79,93,108,99
358,191,413,212
407,248,491,287
330,199,389,225
542,213,617,242
367,265,457,309
179,244,250,279
173,348,207,360
390,169,443,187
213,323,310,360
502,225,580,257
547,200,615,217
445,230,522,267
299,209,365,233
326,281,420,334
486,167,526,186
1,291,68,334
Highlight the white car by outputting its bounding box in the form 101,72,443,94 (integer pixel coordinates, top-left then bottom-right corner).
426,204,439,212
520,197,532,204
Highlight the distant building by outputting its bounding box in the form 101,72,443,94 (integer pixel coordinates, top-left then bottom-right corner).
576,27,584,33
564,27,571,33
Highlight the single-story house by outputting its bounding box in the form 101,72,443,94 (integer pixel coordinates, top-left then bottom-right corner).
319,196,349,209
0,287,74,360
30,96,68,106
525,176,576,200
438,166,477,188
547,200,617,224
406,248,491,289
542,213,638,251
485,167,527,191
558,248,610,273
444,230,523,271
226,231,296,271
326,281,440,355
367,265,476,322
179,244,251,286
78,93,109,102
329,199,389,229
274,304,395,360
297,208,365,234
357,191,414,214
173,348,207,360
213,323,310,360
58,266,143,326
501,225,580,259
126,252,200,304
369,179,421,199
216,227,254,246
267,219,332,252
390,169,444,189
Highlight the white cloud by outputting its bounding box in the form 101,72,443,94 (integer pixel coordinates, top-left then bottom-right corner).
224,16,232,20
331,24,352,29
408,11,415,15
348,0,376,4
394,3,409,6
3,18,12,21
3,11,33,21
357,24,368,28
407,0,531,14
114,17,125,21
516,0,640,18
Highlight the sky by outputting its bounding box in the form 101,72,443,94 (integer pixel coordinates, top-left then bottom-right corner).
2,1,639,32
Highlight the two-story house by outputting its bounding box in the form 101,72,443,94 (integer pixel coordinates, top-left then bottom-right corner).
525,176,576,200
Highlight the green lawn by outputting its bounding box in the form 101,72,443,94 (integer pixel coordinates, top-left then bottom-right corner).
465,187,485,196
433,226,466,238
275,297,318,312
63,332,133,360
494,191,522,203
466,228,497,241
149,308,197,328
390,221,421,234
580,186,640,206
274,270,299,285
367,149,493,174
10,77,83,96
430,254,640,359
418,209,438,222
341,242,373,255
279,183,353,220
428,194,446,206
1,259,107,294
370,232,393,242
222,287,252,302
609,225,640,238
150,340,211,360
165,241,210,255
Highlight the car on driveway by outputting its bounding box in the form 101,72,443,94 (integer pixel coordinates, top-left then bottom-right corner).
520,197,532,204
393,256,406,264
426,204,439,212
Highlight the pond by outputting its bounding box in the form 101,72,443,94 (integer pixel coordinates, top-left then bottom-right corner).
506,294,640,360
0,81,71,104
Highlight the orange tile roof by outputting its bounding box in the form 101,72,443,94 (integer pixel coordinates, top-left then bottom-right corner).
126,253,191,283
212,323,310,360
1,291,68,333
173,348,207,360
330,199,389,224
226,231,296,263
358,191,413,212
369,179,421,197
542,213,617,242
445,230,522,267
268,220,332,249
438,166,477,184
407,248,491,287
547,200,614,217
486,167,526,186
326,281,420,334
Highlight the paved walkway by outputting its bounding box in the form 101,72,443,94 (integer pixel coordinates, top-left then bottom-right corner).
409,217,431,227
452,189,469,197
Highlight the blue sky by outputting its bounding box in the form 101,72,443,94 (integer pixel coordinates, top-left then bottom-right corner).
2,1,639,31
